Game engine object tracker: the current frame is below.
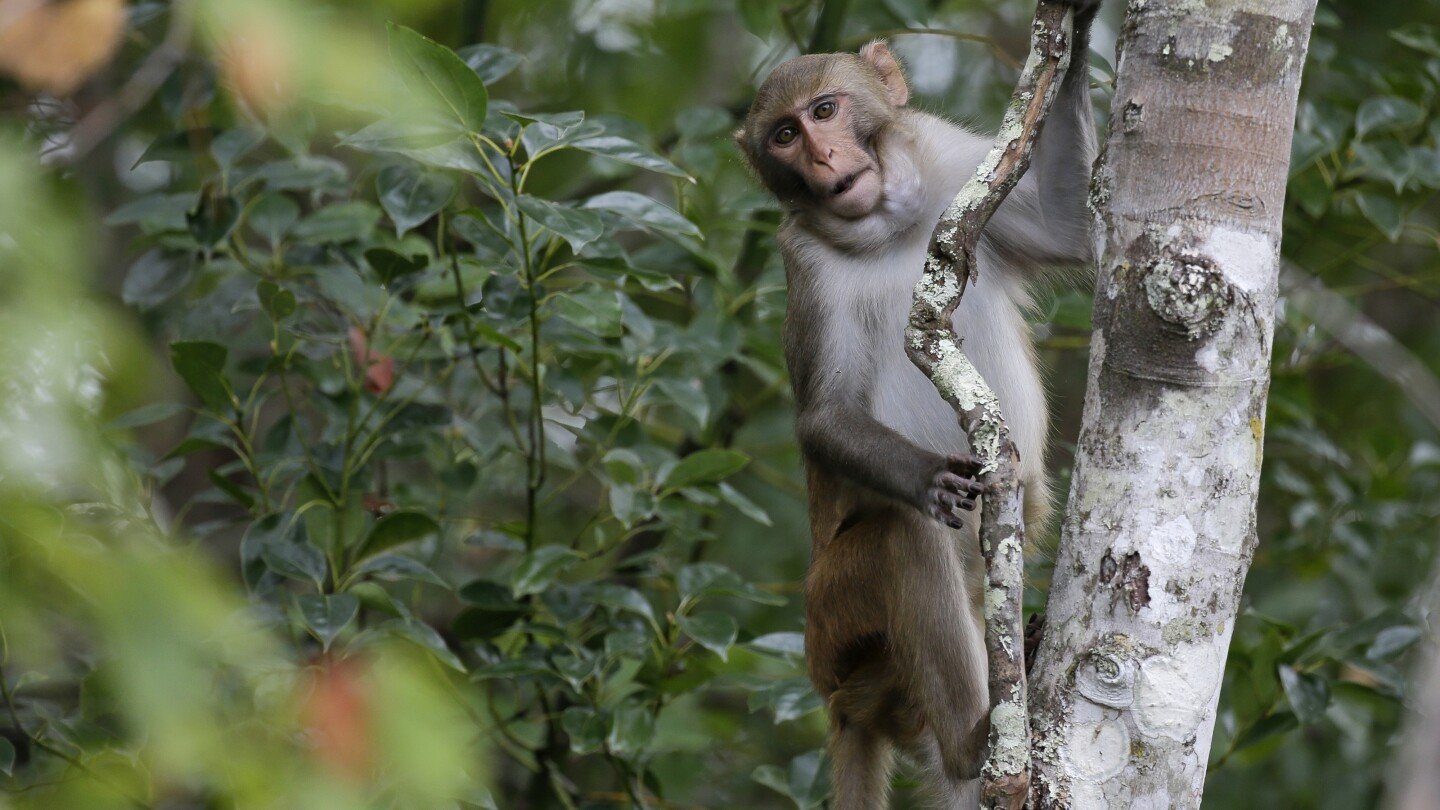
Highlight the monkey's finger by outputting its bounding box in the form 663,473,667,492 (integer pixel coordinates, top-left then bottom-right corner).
967,480,986,495
959,498,977,511
946,453,983,475
938,472,971,494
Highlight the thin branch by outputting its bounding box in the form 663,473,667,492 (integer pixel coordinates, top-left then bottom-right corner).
903,3,1076,807
63,0,196,165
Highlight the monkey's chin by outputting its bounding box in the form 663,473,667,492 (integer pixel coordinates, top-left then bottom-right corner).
826,169,883,219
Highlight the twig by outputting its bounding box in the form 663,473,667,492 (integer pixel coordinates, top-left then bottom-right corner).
903,3,1076,807
63,0,196,165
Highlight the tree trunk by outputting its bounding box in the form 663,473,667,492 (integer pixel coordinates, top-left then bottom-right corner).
1026,2,1317,807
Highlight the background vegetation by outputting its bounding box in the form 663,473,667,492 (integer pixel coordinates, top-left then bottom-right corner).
0,0,1438,807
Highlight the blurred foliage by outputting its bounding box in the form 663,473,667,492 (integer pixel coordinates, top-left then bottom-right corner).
0,0,1437,808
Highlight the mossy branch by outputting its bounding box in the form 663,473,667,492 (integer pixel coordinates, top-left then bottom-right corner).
902,3,1076,807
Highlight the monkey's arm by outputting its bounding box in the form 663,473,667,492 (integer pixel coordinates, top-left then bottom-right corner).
983,1,1099,267
783,264,983,526
795,400,982,528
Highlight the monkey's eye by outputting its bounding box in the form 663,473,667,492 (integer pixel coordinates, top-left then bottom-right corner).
813,100,837,120
774,126,799,146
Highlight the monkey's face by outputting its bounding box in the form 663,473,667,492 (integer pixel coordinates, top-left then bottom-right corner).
763,92,885,219
737,42,910,221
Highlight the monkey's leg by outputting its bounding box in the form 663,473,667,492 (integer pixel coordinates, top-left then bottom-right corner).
829,718,893,810
885,516,989,794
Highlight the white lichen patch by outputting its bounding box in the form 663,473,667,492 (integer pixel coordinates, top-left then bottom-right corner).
1201,227,1274,294
1064,718,1130,781
1206,42,1233,62
1131,646,1223,741
987,700,1031,776
1149,514,1198,567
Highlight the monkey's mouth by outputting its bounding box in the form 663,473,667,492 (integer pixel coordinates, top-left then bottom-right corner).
831,168,869,197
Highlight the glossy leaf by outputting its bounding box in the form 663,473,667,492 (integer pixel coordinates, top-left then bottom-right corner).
388,24,489,133
170,341,232,410
298,593,359,651
677,610,738,660
377,165,457,236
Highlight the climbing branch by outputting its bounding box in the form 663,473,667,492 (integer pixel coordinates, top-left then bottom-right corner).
902,3,1075,807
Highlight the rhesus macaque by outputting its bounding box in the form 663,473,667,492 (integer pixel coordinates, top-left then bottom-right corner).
735,2,1100,806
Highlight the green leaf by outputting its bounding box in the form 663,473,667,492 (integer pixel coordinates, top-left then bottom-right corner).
515,195,605,253
378,619,466,671
105,192,194,231
208,469,256,508
187,191,240,247
503,109,585,133
1366,625,1422,660
1355,192,1405,241
677,611,738,661
458,43,524,84
583,191,702,240
357,510,440,562
607,701,655,759
108,401,186,430
0,737,14,776
341,119,462,153
364,247,429,285
1278,664,1330,724
377,164,457,236
261,541,328,588
748,677,824,723
292,202,382,243
169,340,232,410
460,580,523,611
122,250,192,309
511,546,581,597
1350,141,1414,192
562,707,608,755
753,750,829,809
471,321,523,352
212,128,265,172
748,632,806,659
253,156,349,192
678,562,786,606
718,482,772,526
662,448,750,491
298,593,359,651
655,378,710,430
1355,96,1424,137
571,135,691,179
388,24,489,133
353,554,450,588
551,283,623,338
1391,23,1440,57
248,193,300,247
593,584,656,626
257,280,297,321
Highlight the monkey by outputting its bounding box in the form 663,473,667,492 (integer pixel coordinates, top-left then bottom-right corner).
735,3,1100,807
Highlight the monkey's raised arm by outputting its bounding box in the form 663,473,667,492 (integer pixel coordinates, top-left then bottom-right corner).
984,0,1100,267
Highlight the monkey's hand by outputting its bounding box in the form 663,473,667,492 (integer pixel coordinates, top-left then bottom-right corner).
926,453,986,529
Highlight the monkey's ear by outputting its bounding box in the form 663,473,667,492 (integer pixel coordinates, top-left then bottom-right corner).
860,39,909,107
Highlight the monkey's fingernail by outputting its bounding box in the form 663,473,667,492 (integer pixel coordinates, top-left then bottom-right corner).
961,500,976,510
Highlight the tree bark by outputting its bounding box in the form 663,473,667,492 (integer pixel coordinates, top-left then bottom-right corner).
1026,2,1317,807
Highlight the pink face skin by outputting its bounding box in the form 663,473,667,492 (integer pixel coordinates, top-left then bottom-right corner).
765,93,884,219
